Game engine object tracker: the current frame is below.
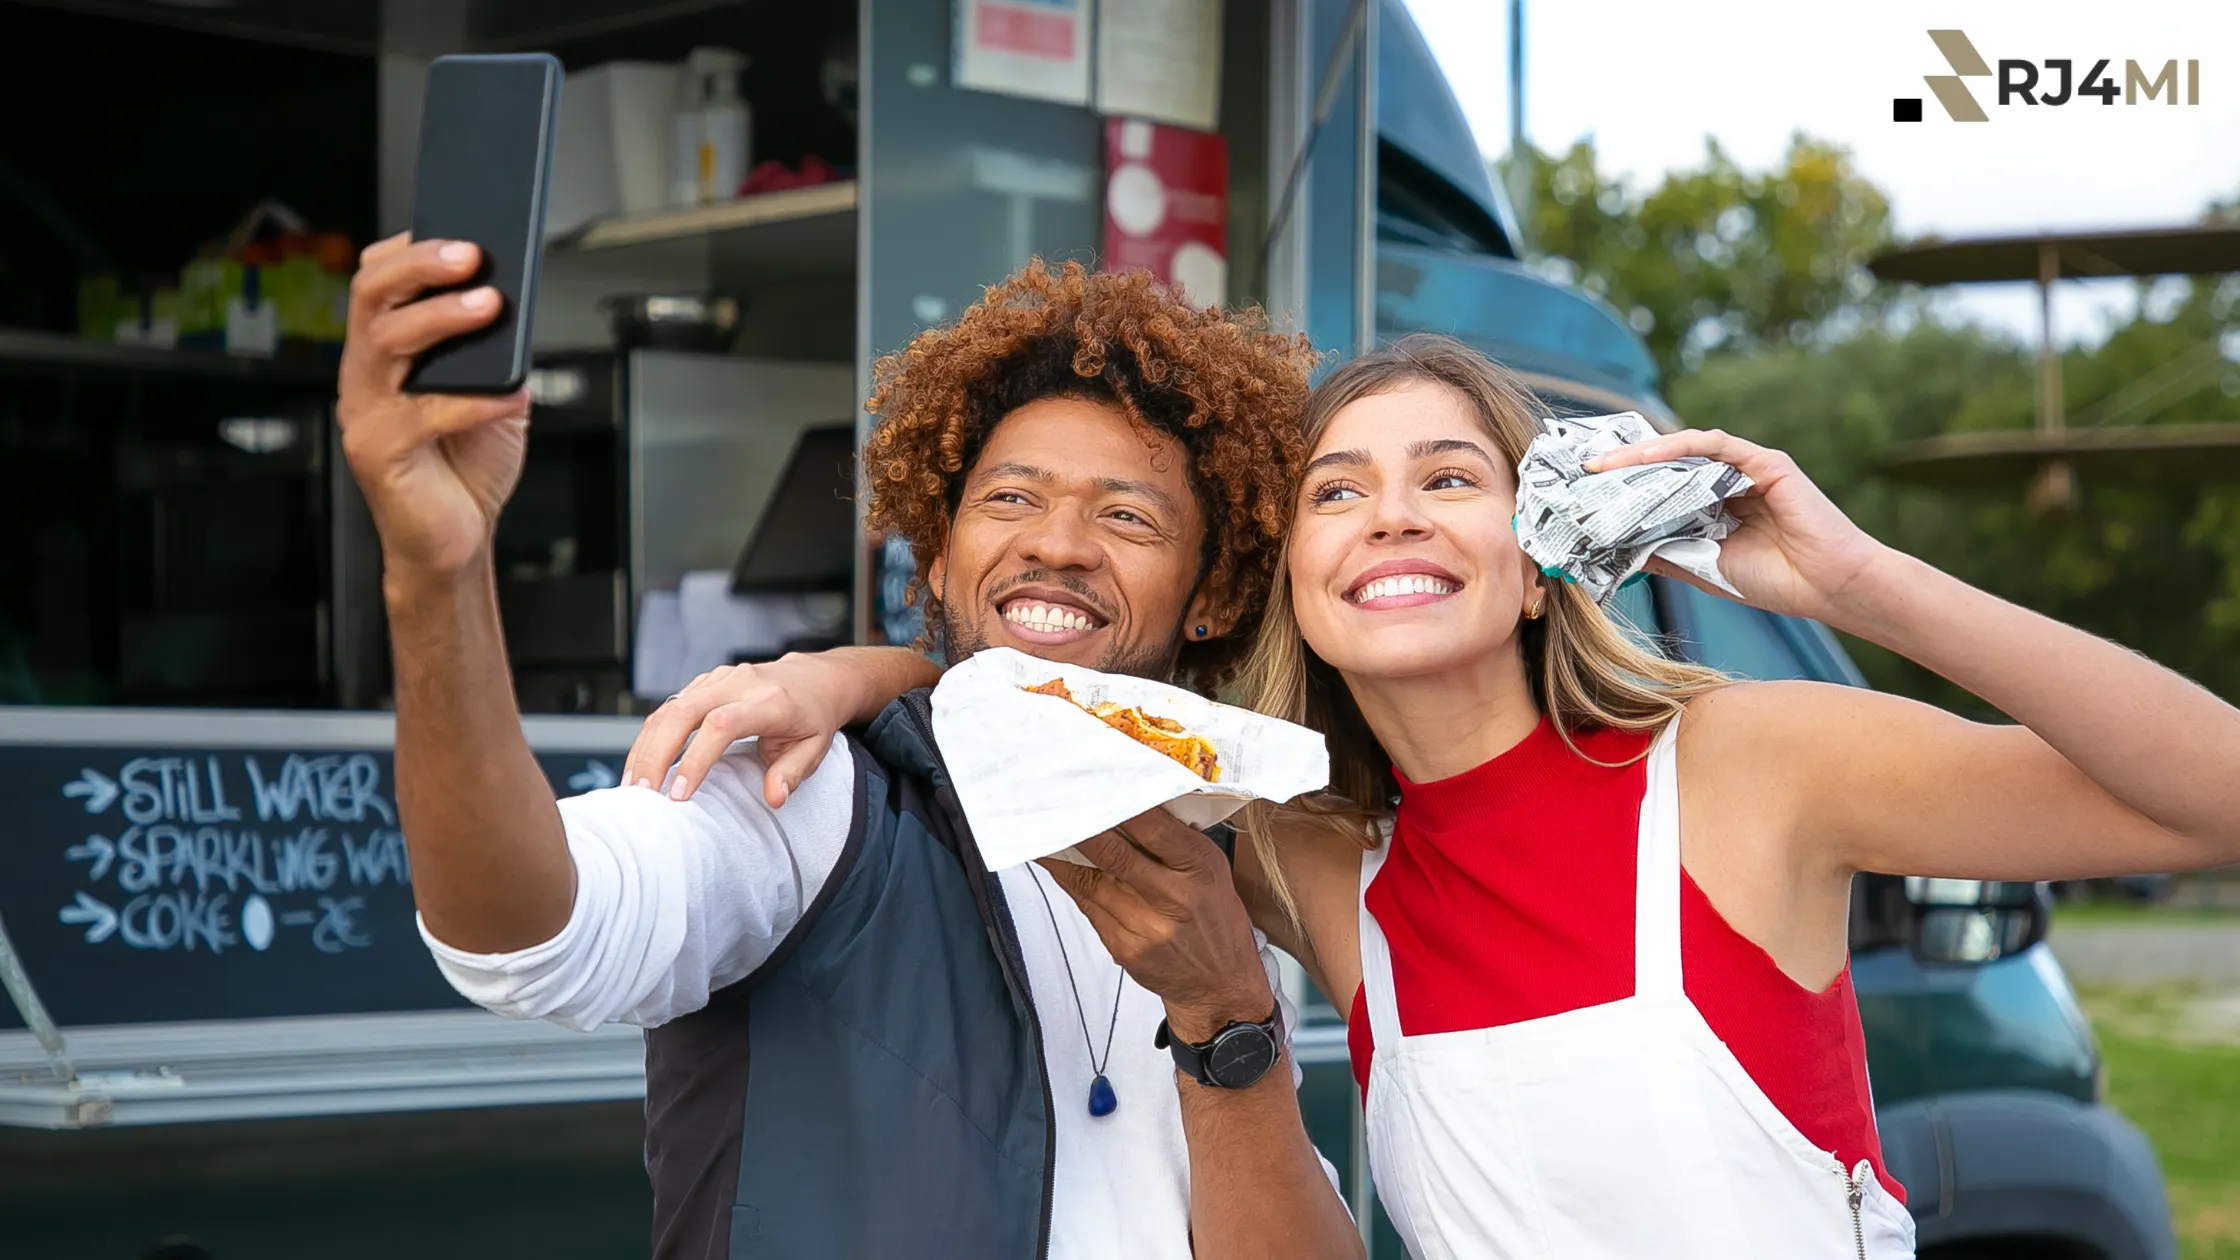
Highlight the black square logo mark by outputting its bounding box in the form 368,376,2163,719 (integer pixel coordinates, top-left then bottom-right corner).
1893,97,1923,123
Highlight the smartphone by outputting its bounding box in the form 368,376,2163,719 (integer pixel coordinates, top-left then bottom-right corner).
403,53,562,394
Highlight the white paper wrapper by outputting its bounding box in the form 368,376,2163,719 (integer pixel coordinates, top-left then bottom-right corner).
930,647,1330,870
1513,411,1753,603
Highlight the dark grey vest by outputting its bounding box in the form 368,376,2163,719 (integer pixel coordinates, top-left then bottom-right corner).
642,691,1055,1260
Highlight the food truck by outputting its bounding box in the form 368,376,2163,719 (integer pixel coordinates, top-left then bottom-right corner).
0,1,2174,1257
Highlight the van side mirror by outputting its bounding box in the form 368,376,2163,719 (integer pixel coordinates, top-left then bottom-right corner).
1903,878,2051,965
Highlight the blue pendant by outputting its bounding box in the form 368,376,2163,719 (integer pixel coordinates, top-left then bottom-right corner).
1087,1073,1117,1118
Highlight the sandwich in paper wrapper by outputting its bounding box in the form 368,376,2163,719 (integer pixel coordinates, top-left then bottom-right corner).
930,647,1330,870
1513,410,1753,603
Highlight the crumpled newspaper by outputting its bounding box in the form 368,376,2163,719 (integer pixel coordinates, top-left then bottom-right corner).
1513,411,1753,603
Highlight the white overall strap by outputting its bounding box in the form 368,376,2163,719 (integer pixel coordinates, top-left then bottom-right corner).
1355,830,1405,1053
1633,716,1686,1000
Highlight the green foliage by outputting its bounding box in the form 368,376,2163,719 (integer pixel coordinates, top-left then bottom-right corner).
1669,290,2240,710
1499,135,1898,384
1506,131,2240,709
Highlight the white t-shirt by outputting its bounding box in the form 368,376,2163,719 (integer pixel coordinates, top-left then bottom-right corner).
421,735,1320,1260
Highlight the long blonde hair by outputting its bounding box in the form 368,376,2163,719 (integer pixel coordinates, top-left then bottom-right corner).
1239,334,1729,919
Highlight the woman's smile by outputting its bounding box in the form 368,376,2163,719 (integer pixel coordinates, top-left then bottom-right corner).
1344,560,1465,611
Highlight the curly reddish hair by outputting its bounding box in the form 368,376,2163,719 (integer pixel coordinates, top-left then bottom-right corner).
864,260,1321,689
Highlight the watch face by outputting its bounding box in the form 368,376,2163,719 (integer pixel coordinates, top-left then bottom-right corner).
1205,1023,1279,1089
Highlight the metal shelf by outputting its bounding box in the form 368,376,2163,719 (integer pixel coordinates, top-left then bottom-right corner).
548,181,859,286
0,1010,646,1130
0,329,340,387
559,180,855,251
0,703,643,751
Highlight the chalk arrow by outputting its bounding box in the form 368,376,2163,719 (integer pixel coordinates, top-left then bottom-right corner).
58,892,119,944
62,769,119,815
568,760,620,792
64,836,116,881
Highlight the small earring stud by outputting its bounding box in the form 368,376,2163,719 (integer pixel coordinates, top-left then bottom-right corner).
1195,625,1208,638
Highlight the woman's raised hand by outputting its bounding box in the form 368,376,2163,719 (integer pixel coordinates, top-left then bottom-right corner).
1589,429,1889,625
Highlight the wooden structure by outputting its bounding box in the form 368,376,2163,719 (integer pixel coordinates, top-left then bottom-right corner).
1867,225,2240,509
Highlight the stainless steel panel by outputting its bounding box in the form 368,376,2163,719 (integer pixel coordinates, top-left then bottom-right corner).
625,352,856,596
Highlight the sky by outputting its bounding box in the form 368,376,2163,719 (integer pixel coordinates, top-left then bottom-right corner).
1399,0,2240,348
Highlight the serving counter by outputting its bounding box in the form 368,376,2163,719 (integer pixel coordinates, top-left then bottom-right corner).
0,706,639,1130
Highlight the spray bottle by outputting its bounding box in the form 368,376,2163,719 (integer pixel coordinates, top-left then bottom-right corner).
671,47,751,206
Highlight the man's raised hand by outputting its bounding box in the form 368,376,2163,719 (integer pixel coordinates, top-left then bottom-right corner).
337,233,532,580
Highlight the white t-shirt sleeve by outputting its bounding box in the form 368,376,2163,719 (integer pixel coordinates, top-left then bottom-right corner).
1255,929,1309,1093
1258,930,1349,1206
418,734,856,1031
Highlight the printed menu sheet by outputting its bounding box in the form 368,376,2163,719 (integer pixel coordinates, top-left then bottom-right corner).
1096,0,1223,131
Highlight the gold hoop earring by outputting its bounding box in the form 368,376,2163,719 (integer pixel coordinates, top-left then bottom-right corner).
1526,594,1546,620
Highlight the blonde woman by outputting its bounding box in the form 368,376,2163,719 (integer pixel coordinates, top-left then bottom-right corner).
639,334,2240,1260
1215,333,2240,1259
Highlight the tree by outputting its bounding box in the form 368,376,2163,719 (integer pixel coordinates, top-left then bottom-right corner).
1498,135,1900,384
1670,290,2240,710
1505,133,2240,707
1505,135,2240,709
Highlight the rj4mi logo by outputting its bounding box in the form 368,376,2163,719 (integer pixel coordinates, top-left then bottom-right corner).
1896,29,2201,122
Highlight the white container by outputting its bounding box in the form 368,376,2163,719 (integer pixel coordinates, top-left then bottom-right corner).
547,61,682,238
670,106,702,208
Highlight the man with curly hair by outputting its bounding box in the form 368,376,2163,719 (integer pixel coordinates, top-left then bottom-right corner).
338,243,1358,1260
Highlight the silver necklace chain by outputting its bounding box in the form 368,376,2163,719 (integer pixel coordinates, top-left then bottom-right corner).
1027,865,1125,1080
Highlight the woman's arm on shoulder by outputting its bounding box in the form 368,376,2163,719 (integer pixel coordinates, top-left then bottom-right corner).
623,647,944,807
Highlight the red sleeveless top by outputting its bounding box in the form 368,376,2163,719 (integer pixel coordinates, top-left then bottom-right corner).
1345,720,1902,1202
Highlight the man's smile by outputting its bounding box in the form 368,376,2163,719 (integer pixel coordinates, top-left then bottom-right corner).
993,585,1110,646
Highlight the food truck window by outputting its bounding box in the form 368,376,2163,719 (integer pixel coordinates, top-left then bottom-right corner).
0,6,376,710
1,1,871,714
0,8,375,335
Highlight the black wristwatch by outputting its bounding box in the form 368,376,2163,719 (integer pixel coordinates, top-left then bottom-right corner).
1156,1008,1282,1090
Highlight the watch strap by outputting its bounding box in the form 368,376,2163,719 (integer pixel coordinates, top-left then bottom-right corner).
1156,1008,1281,1089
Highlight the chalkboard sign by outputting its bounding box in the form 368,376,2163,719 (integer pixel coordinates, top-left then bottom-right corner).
0,737,633,1028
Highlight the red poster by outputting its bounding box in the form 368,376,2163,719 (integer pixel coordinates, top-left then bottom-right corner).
977,2,1075,57
1103,119,1228,307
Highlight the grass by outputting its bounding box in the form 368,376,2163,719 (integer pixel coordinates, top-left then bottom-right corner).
2078,982,2240,1260
2055,901,2240,929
